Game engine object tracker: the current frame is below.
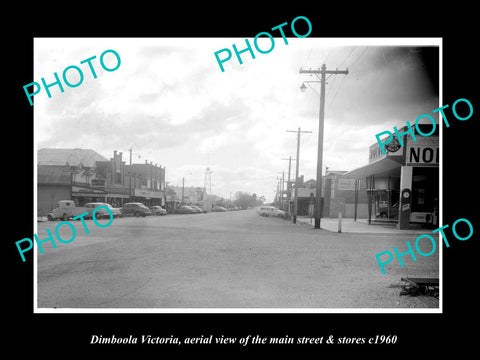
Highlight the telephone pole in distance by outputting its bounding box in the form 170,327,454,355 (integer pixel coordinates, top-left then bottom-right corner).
287,127,312,224
282,156,295,218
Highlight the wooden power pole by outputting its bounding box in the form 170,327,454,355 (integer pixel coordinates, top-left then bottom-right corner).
287,127,312,224
300,64,348,229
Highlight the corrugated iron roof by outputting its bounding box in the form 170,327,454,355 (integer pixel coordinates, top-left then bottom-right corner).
38,148,108,167
37,165,71,184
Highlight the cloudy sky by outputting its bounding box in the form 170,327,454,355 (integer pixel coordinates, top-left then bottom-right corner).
34,38,440,202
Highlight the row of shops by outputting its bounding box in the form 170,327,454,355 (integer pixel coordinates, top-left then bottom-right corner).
37,148,216,216
37,148,168,216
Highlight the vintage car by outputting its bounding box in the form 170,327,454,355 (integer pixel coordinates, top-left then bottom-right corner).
190,205,206,213
84,202,122,219
150,205,167,216
121,202,152,217
47,200,121,221
47,200,88,221
257,206,287,218
212,206,227,212
175,206,197,214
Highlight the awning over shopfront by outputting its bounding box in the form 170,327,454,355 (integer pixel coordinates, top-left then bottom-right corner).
344,156,404,225
344,157,403,179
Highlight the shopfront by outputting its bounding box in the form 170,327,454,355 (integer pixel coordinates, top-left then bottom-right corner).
71,183,131,207
71,184,107,206
132,188,165,207
105,190,130,208
345,127,439,229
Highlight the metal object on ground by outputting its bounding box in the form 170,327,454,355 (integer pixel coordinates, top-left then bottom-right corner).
400,277,439,298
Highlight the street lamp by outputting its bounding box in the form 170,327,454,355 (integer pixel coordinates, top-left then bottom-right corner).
299,82,307,93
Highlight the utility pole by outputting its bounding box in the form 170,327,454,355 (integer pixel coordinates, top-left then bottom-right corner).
275,178,280,206
276,171,285,210
282,156,295,218
287,127,312,224
129,147,133,201
281,171,285,210
182,177,185,205
300,64,348,229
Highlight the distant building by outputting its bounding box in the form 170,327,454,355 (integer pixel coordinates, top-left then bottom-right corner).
37,165,72,216
37,148,166,215
94,150,130,207
37,148,109,216
125,160,166,207
170,186,206,204
288,172,369,218
289,176,317,216
322,171,368,219
165,185,217,212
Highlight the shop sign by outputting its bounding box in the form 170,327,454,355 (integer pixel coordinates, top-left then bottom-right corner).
406,137,439,166
369,137,403,163
337,178,356,191
296,188,316,198
72,185,106,194
91,178,106,187
134,189,164,198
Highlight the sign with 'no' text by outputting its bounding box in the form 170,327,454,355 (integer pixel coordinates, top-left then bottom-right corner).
406,137,439,166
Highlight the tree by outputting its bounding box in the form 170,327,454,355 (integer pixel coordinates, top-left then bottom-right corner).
232,192,264,209
233,192,250,209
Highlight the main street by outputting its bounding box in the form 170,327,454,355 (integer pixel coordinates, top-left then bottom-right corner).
37,209,439,309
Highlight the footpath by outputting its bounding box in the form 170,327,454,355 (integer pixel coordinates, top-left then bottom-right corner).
296,216,429,235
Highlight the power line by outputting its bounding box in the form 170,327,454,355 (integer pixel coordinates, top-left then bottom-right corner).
327,46,369,108
303,46,314,67
327,47,369,108
321,47,354,99
324,47,333,64
327,73,348,108
338,46,357,69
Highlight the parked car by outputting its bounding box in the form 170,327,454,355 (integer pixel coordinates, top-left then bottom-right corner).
121,202,151,217
376,202,399,219
150,205,167,216
275,208,287,218
47,200,88,221
176,205,197,214
190,205,206,213
84,202,122,219
257,206,287,218
212,206,227,212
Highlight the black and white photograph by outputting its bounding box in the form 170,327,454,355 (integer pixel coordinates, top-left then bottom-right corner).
33,37,440,311
7,5,478,356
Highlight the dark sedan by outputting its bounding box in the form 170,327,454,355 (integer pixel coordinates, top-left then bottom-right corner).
121,202,151,217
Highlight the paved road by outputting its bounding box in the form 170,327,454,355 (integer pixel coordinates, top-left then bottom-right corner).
37,209,439,309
